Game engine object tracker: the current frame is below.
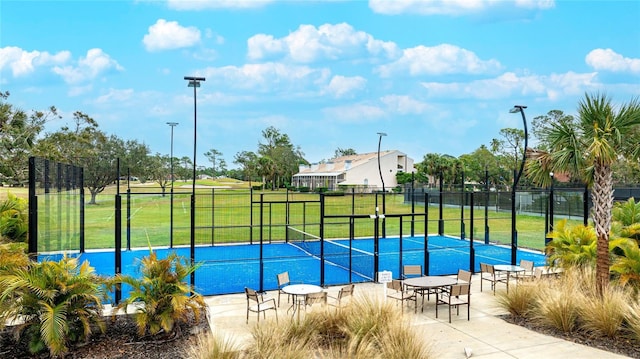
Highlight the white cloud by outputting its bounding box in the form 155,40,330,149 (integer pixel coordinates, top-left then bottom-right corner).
380,95,430,115
95,88,135,104
324,75,366,98
143,19,201,52
585,48,640,74
52,48,123,84
247,23,398,63
0,46,70,77
420,71,598,100
369,0,554,15
377,44,502,77
323,103,387,123
167,0,273,11
202,62,331,93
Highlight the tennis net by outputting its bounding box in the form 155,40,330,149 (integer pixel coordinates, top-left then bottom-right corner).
286,226,374,280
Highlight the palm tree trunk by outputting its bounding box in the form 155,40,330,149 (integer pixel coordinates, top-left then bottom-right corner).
592,162,613,294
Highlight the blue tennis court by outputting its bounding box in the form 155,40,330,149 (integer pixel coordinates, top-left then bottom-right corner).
39,235,546,299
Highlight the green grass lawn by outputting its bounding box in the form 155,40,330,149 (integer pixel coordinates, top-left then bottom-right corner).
12,182,586,253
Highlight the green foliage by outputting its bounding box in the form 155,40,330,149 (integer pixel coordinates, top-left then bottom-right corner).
112,250,207,336
0,192,28,243
0,256,106,356
545,219,598,268
0,242,29,273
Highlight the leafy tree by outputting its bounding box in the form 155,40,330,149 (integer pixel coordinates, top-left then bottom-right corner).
459,145,509,190
529,93,640,293
0,91,58,185
257,126,306,189
147,153,171,196
34,112,149,204
415,153,461,188
531,110,576,151
204,148,223,177
334,147,357,158
492,128,526,177
234,150,259,182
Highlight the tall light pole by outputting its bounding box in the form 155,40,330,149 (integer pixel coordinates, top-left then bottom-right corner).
184,76,205,287
377,132,387,238
166,122,178,248
509,105,528,265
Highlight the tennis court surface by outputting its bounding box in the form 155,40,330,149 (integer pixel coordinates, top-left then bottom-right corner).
39,234,546,299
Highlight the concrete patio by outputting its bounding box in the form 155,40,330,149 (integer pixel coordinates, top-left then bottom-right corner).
204,274,630,359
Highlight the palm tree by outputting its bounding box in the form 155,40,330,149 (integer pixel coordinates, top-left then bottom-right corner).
527,93,640,294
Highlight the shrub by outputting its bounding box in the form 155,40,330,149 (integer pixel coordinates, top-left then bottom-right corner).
112,250,207,336
496,281,540,318
0,193,28,243
579,286,628,338
324,190,345,196
313,187,328,193
0,256,106,356
244,294,432,359
297,187,310,192
187,332,242,359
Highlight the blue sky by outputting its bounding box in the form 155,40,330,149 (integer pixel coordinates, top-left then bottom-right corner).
2,0,639,169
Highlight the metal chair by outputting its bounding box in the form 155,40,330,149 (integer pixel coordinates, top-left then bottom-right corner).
328,284,355,308
436,282,471,323
386,279,417,313
245,287,278,324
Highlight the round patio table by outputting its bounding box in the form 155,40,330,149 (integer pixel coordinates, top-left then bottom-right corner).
494,265,525,293
282,284,323,320
403,276,458,312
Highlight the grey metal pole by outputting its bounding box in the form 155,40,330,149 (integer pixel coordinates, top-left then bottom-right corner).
167,122,178,248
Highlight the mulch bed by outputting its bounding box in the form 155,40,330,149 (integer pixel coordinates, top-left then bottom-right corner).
0,313,210,359
501,314,640,359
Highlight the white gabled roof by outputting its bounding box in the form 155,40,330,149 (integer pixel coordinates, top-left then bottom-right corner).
296,151,396,175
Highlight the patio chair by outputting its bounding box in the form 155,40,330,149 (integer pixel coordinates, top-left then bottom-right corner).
245,287,278,324
402,264,432,300
305,291,328,311
386,279,417,313
402,264,423,279
517,260,535,281
328,284,355,308
436,282,471,323
457,269,472,284
276,271,293,307
479,263,507,295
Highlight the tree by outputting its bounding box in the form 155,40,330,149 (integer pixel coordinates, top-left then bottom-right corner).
415,153,460,188
492,128,526,175
0,91,57,185
334,147,357,158
147,154,171,196
204,149,223,177
459,145,506,189
34,112,149,204
257,126,306,189
527,93,640,294
234,150,259,182
531,110,576,152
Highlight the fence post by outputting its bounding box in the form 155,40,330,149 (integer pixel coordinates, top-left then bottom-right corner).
424,193,430,276
438,173,444,236
469,192,475,273
28,157,38,258
320,193,325,287
259,193,264,292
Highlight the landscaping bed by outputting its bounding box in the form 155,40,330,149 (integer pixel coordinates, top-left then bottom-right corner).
502,314,640,359
0,313,209,359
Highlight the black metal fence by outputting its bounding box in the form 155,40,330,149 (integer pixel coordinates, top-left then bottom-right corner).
28,157,84,254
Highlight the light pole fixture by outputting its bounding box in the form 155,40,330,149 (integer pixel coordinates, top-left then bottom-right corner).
166,121,178,248
508,105,528,265
184,76,205,287
377,132,387,238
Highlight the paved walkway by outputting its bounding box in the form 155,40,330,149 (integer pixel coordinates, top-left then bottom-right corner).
204,274,631,358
